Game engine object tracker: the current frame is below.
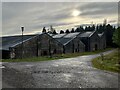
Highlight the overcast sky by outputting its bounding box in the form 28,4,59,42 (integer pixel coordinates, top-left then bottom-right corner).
2,1,118,36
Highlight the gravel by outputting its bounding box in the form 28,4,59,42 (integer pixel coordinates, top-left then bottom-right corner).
2,50,119,88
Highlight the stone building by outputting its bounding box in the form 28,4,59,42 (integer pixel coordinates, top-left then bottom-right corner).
1,30,106,59
1,34,36,59
78,31,100,51
98,32,106,50
37,33,63,56
1,33,63,59
53,33,85,53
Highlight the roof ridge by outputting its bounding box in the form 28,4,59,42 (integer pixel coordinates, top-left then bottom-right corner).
89,30,96,37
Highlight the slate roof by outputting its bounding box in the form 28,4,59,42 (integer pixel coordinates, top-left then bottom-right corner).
79,31,94,37
98,32,104,37
55,38,72,45
98,34,102,37
53,34,66,38
53,33,80,45
1,34,37,50
63,32,80,38
48,34,55,37
79,32,92,37
1,33,64,51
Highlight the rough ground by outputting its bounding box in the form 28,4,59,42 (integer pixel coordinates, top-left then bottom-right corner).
2,50,119,88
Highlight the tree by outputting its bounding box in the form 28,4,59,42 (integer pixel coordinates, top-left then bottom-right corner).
105,24,115,47
75,27,80,32
60,30,64,34
52,30,57,34
79,26,84,32
112,27,120,47
71,28,75,33
85,26,88,31
50,25,54,33
91,25,95,31
96,25,99,31
65,29,70,34
103,19,107,25
42,27,46,33
88,26,91,31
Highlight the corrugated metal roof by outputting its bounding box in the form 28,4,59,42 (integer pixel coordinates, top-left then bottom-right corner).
1,34,37,50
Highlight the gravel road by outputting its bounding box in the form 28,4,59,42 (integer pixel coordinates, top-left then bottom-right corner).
2,50,119,88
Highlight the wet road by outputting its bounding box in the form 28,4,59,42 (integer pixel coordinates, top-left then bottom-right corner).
2,50,119,88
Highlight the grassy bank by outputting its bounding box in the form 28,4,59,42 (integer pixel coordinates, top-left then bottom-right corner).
2,48,113,62
92,49,120,73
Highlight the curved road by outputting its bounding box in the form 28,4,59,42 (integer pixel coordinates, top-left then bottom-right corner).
2,50,119,88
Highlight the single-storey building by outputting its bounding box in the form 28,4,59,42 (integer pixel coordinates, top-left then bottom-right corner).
53,33,85,53
1,33,63,59
1,30,106,59
1,34,36,59
37,33,63,56
77,31,100,51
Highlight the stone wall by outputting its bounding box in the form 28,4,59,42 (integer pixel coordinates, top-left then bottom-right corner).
90,32,100,51
79,37,90,51
64,37,85,53
99,34,106,50
9,33,63,59
9,36,38,59
38,33,63,56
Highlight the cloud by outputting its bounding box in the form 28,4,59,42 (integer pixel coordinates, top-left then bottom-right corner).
2,2,118,36
2,0,120,2
78,2,118,18
108,20,117,23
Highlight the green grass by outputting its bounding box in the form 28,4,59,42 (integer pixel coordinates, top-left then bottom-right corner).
92,49,120,73
2,48,114,62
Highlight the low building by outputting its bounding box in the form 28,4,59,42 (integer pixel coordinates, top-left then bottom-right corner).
37,33,63,56
1,30,106,59
53,33,85,53
78,31,100,51
1,33,63,59
1,34,36,59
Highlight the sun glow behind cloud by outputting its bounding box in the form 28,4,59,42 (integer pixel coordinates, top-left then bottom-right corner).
72,10,81,17
2,2,118,36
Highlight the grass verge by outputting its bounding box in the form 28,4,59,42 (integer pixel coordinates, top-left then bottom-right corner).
92,49,120,73
2,48,114,62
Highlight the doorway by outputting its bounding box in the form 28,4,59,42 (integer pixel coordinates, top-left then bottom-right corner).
95,44,98,51
43,51,47,55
